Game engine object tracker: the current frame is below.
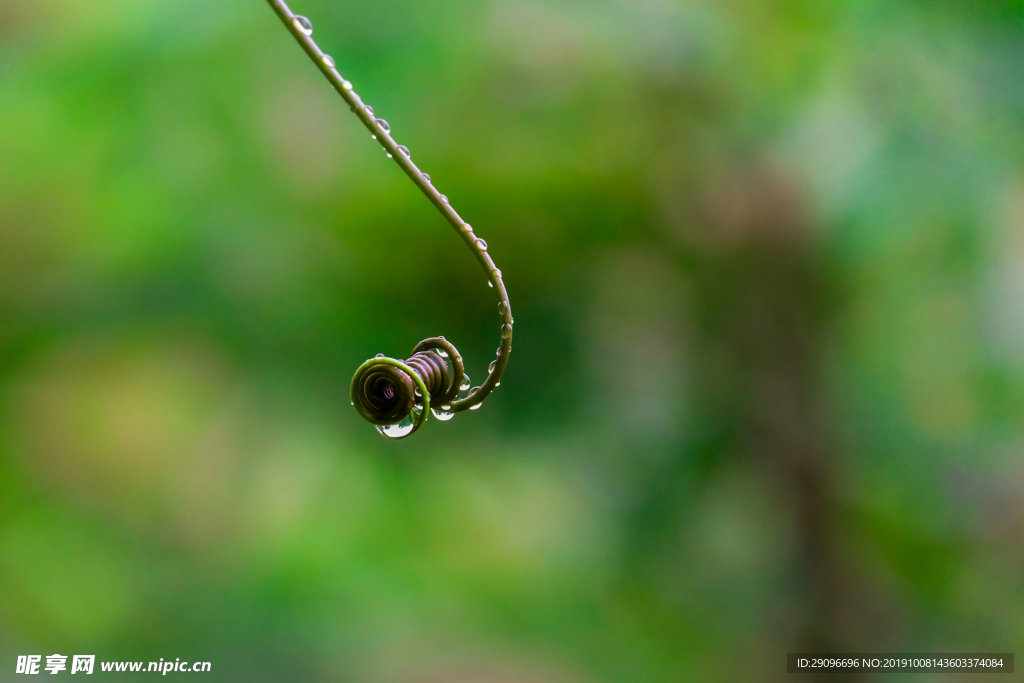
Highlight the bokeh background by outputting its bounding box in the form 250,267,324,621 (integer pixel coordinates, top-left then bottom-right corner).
2,0,1023,680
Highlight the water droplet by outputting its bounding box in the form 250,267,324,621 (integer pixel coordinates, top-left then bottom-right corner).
414,387,422,398
343,80,353,90
496,380,501,387
387,153,393,159
488,281,493,288
322,54,335,68
371,135,377,140
498,301,507,312
397,145,411,157
501,324,513,339
440,195,448,203
350,401,355,406
488,360,497,373
375,353,385,358
476,238,488,250
469,397,483,411
431,407,455,421
293,15,313,36
365,105,374,115
377,414,416,439
496,348,503,356
460,375,471,391
376,118,390,133
492,268,501,278
439,336,446,340
437,350,449,358
464,224,473,233
376,421,411,438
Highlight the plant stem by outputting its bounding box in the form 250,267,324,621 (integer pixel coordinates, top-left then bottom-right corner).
264,0,512,412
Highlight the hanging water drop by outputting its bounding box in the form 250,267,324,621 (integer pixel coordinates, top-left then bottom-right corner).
293,15,313,36
397,145,411,157
440,195,449,203
365,105,374,115
377,413,416,439
322,54,336,68
501,324,513,339
498,301,508,314
437,349,449,358
376,118,390,133
422,173,431,183
469,391,483,411
488,281,493,288
387,153,393,158
431,407,455,421
343,80,353,90
460,375,471,391
488,360,497,374
464,224,473,232
476,238,488,250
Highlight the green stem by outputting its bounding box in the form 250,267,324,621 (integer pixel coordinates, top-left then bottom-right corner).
265,0,512,416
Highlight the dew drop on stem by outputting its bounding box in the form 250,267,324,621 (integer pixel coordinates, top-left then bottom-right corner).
293,15,313,35
377,413,416,438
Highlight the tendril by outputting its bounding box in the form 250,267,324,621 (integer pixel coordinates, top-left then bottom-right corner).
265,0,512,438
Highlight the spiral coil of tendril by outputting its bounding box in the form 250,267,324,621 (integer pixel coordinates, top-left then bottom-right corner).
266,0,513,438
351,338,465,438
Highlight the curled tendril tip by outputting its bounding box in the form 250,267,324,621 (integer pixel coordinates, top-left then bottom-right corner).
266,0,512,438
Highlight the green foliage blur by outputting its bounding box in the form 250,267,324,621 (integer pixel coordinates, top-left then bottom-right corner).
2,0,1024,680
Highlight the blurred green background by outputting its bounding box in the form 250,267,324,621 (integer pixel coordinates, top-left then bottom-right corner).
2,0,1023,680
